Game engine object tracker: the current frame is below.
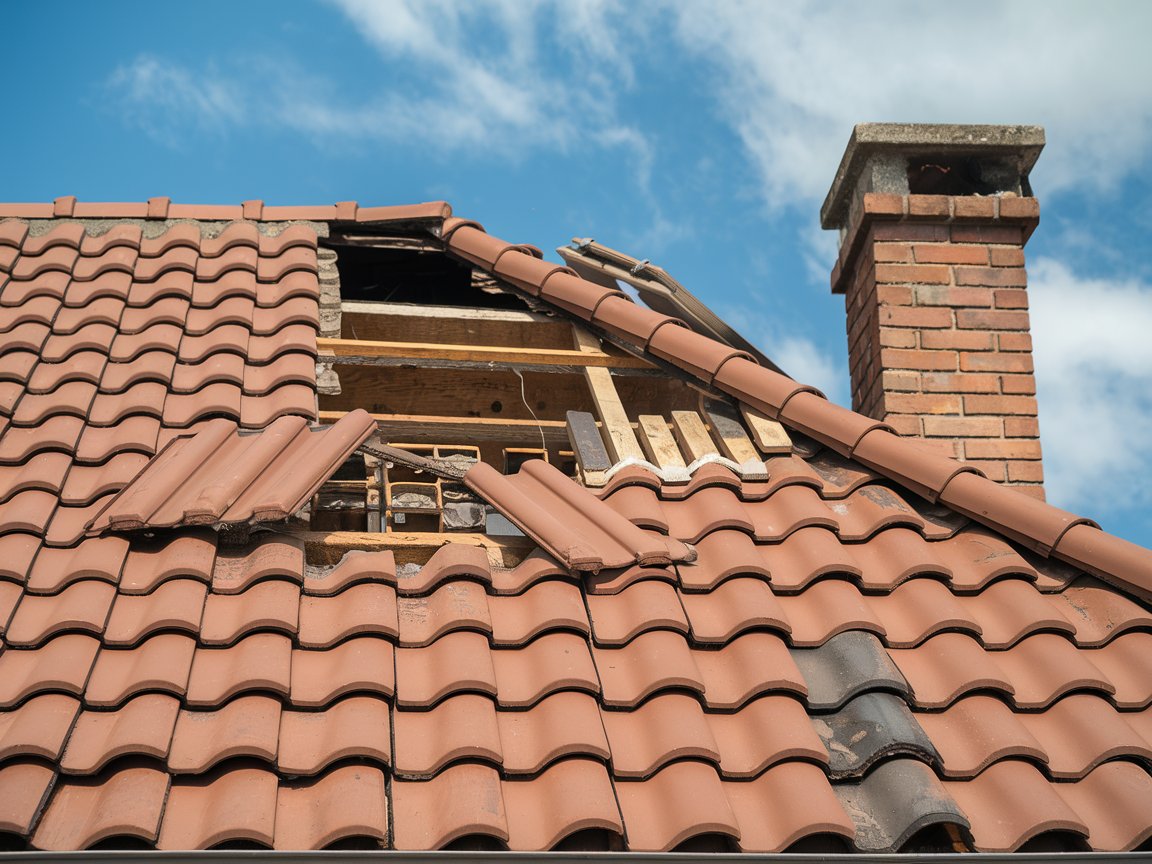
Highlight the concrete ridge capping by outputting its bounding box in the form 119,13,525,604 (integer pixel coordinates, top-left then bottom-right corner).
821,123,1046,230
0,198,452,224
440,215,1152,605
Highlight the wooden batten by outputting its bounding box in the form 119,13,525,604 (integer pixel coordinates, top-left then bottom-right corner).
572,327,645,463
299,530,537,568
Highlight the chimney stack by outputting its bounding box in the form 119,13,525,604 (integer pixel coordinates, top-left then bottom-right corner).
822,124,1047,498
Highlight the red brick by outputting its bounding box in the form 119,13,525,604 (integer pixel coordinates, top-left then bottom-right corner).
1009,485,1047,500
955,266,1028,287
963,394,1039,415
965,459,1008,481
960,352,1035,373
884,414,922,436
964,439,1043,459
907,436,962,459
994,288,1029,309
920,329,994,351
881,370,920,392
862,192,904,217
907,195,951,218
881,348,958,371
1004,416,1041,437
879,328,917,348
923,415,1003,437
875,263,951,285
872,223,950,243
952,197,997,219
956,309,1031,330
874,242,913,263
884,393,963,415
913,244,989,265
914,285,993,307
1007,460,1045,482
998,196,1040,220
875,285,914,305
878,306,954,328
951,225,1022,245
989,247,1025,267
1001,374,1037,395
920,372,1000,393
997,332,1033,352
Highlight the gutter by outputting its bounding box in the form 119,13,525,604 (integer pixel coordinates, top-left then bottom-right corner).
2,853,1149,863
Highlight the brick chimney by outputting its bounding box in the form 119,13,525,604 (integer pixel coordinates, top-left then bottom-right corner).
822,124,1047,498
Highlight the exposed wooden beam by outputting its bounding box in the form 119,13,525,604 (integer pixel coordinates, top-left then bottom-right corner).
670,410,718,462
739,403,794,455
565,410,611,487
637,415,687,471
298,530,537,568
318,337,653,370
704,406,761,465
318,410,570,444
572,328,645,462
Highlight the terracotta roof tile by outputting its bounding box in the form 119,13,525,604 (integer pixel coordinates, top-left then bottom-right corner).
395,544,489,596
614,760,739,851
504,759,623,851
185,633,291,707
168,695,281,773
210,535,302,594
0,693,80,762
1057,761,1152,851
5,579,115,645
491,632,599,707
119,296,190,334
392,763,507,850
726,760,855,851
24,536,129,593
600,693,721,777
32,761,170,850
396,630,495,707
394,694,501,777
86,633,196,707
59,453,149,506
119,531,216,594
487,579,588,644
199,579,300,645
60,694,179,775
278,695,391,775
275,764,388,850
290,636,394,707
0,762,56,836
497,691,610,773
158,764,278,850
302,550,396,596
586,578,688,646
0,633,101,707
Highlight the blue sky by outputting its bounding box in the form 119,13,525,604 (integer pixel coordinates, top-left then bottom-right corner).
5,1,1152,547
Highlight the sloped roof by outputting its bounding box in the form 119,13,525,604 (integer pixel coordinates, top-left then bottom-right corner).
0,201,1150,853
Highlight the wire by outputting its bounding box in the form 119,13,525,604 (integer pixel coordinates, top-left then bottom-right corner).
512,367,547,452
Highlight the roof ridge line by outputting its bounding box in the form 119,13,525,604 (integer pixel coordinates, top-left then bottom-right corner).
0,198,453,224
440,216,1152,605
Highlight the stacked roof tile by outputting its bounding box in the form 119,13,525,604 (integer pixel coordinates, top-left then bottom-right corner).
0,202,1151,853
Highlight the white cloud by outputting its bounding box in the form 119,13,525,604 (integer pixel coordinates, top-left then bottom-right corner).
666,1,1152,210
1029,257,1152,517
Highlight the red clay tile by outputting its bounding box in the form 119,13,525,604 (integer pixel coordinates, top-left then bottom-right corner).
0,489,57,534
247,323,316,363
0,350,38,384
759,526,859,593
161,382,241,427
594,631,703,708
5,322,54,357
11,381,97,425
614,760,739,851
0,762,56,837
663,486,754,543
962,578,1076,647
237,385,315,427
0,451,72,500
118,296,190,334
257,246,317,282
298,582,398,648
97,351,175,393
196,246,258,281
397,579,491,647
257,269,320,306
0,219,30,250
0,693,80,761
497,690,610,773
60,694,180,774
5,579,115,646
158,764,278,849
32,762,170,850
714,694,827,777
392,763,507,850
0,294,59,329
1058,761,1152,851
21,223,84,255
52,296,125,334
138,223,200,257
24,536,129,594
696,632,807,709
586,579,688,646
727,762,855,852
867,576,980,647
79,224,142,256
75,415,161,461
394,693,501,777
676,529,770,592
747,485,839,542
1,271,70,306
679,577,788,644
774,578,885,646
396,543,489,596
11,245,79,280
275,764,388,850
0,533,38,584
916,694,1046,778
28,353,107,392
185,295,255,335
108,322,182,362
59,453,149,506
995,633,1114,708
890,633,1013,709
290,636,394,707
63,271,133,306
134,246,197,281
104,579,206,646
199,579,299,645
504,758,623,851
487,579,589,645
176,323,250,364
0,579,20,631
396,631,495,707
45,497,115,546
185,633,291,707
302,549,396,596
0,415,84,463
945,760,1087,851
119,530,216,594
70,246,135,284
191,273,259,307
42,323,117,362
126,271,195,307
199,222,260,257
1071,631,1152,708
88,384,167,428
85,633,196,707
242,352,315,394
491,632,599,707
1050,576,1152,646
1023,693,1152,778
278,694,391,775
168,694,281,773
211,535,303,594
258,224,317,257
251,295,319,334
169,354,245,392
601,693,721,777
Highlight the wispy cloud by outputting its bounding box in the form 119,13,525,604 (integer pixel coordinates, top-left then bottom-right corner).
667,0,1152,210
1029,258,1152,519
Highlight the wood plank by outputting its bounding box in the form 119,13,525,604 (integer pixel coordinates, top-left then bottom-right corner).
318,337,652,369
340,302,574,349
318,410,570,444
671,410,718,462
572,328,644,462
298,530,537,568
637,415,687,470
739,403,794,455
566,410,611,486
704,406,761,465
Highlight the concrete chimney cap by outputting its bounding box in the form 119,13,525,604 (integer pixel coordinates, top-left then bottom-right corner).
821,123,1046,230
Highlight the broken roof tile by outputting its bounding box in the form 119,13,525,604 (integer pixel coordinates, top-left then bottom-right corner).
813,691,939,779
302,549,396,596
277,695,391,776
168,694,281,773
59,694,179,775
395,543,489,596
791,630,909,711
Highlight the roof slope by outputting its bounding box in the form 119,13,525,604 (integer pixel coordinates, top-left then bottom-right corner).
0,201,1150,853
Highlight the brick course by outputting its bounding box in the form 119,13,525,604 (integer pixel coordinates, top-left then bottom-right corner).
834,193,1044,496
